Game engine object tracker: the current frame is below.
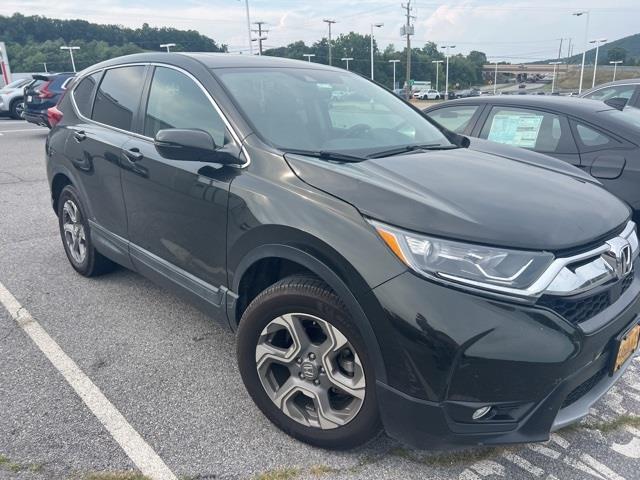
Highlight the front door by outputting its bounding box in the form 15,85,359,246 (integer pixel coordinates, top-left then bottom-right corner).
121,65,242,310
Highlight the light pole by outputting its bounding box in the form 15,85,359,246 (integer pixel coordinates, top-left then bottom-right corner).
610,60,622,82
389,59,400,89
572,11,590,94
42,62,48,73
589,38,607,88
440,45,455,99
341,57,353,70
432,60,443,93
323,19,337,65
493,62,498,94
244,0,253,54
60,46,80,72
370,23,383,80
303,54,316,63
549,61,563,94
160,43,176,52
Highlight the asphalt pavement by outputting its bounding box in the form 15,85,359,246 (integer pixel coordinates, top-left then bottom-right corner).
0,117,639,480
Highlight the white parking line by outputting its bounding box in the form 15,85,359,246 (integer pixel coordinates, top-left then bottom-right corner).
0,281,177,480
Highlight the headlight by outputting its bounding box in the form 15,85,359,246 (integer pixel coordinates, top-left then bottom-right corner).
370,219,554,291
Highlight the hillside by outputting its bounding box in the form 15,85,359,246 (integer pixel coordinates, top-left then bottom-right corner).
1,13,226,72
537,32,640,66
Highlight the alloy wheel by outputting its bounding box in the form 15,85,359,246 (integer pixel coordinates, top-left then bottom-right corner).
255,313,366,429
62,199,87,264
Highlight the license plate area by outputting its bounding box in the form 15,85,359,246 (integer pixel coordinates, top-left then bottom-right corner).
27,95,32,102
613,322,640,373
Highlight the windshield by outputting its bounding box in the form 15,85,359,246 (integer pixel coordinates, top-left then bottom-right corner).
214,67,452,156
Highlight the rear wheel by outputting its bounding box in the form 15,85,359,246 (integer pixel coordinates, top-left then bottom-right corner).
237,275,381,449
9,98,24,120
57,185,116,277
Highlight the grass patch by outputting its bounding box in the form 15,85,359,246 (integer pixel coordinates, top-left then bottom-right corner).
0,455,9,466
582,415,640,434
254,467,301,480
390,446,502,467
81,472,151,480
29,463,44,473
308,465,337,476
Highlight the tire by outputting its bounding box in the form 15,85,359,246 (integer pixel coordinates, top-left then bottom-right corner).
57,185,116,277
9,98,25,120
237,275,382,449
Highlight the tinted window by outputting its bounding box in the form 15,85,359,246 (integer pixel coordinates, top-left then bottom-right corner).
575,124,614,148
582,84,637,101
480,106,576,154
215,67,451,155
428,106,479,133
144,67,228,146
92,66,145,131
73,72,101,118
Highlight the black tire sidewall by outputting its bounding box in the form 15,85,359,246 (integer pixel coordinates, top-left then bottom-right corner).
10,98,24,120
237,279,380,449
57,185,95,275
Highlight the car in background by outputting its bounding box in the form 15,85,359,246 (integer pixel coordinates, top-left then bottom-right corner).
24,73,74,128
455,88,480,98
0,78,31,119
423,96,640,222
413,89,441,100
580,78,640,108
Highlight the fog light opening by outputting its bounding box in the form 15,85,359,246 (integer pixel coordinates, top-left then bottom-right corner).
472,406,492,420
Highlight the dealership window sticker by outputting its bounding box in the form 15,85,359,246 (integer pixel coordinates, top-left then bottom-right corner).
487,112,543,148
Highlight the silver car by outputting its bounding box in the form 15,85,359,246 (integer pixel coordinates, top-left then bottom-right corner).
0,78,31,119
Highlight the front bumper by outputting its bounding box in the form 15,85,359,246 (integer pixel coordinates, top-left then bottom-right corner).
371,264,640,448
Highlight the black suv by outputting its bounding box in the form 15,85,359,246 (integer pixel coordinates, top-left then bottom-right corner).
47,53,640,449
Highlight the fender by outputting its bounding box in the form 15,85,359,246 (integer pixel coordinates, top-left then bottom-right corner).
229,243,388,383
48,162,96,220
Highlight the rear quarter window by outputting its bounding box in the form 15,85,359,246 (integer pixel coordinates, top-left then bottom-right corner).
72,72,101,118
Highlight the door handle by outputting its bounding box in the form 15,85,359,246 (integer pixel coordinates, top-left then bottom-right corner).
73,130,87,142
124,148,144,162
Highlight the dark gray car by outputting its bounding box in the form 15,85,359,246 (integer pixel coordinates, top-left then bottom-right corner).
580,78,640,108
423,96,640,222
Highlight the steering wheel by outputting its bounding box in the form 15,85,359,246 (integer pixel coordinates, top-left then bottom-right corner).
345,124,372,138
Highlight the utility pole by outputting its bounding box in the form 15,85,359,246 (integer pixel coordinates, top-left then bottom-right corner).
323,19,337,65
252,21,268,55
401,1,415,99
566,38,572,61
557,38,564,60
493,61,498,94
389,59,400,89
244,0,254,54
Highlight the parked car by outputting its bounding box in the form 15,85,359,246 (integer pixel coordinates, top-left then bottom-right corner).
423,96,640,223
48,53,639,450
413,89,441,100
580,78,640,108
0,77,31,119
455,88,480,98
24,73,74,127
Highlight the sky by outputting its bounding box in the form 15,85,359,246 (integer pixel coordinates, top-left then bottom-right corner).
4,0,640,63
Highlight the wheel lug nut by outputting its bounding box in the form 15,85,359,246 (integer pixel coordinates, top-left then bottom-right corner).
296,357,302,364
319,367,325,374
299,372,305,379
308,353,316,360
314,379,320,385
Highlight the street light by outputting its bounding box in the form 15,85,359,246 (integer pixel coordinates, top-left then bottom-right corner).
549,61,563,94
303,54,316,62
323,19,337,65
244,0,253,54
370,23,383,80
389,59,400,90
341,57,354,70
432,60,444,93
440,45,456,99
572,11,590,94
60,46,80,72
492,61,499,94
160,43,176,52
610,60,623,82
589,38,607,88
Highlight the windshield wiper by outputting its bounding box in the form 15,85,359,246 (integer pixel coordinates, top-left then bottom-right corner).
367,144,458,159
283,149,365,163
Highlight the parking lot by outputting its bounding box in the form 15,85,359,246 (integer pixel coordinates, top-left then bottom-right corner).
1,117,640,480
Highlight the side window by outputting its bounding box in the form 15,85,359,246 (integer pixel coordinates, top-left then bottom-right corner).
92,66,146,131
479,107,576,153
144,67,228,146
575,123,615,149
582,85,636,101
428,106,479,133
72,72,101,118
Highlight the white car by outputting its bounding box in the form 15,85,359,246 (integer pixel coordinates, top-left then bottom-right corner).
0,78,31,119
413,89,441,100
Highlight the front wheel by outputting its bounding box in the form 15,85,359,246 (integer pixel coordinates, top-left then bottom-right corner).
237,275,381,449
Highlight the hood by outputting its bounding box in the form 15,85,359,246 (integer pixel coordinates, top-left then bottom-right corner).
286,148,630,252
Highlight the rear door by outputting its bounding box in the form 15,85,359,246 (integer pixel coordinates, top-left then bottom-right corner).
64,65,147,246
474,105,580,166
121,65,243,300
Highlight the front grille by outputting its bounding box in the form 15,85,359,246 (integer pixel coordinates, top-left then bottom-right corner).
561,368,607,409
537,269,634,325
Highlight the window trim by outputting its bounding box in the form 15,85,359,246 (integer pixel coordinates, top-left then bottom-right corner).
69,62,250,168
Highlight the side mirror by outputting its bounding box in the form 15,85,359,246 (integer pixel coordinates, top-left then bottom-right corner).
604,97,628,111
154,128,218,162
